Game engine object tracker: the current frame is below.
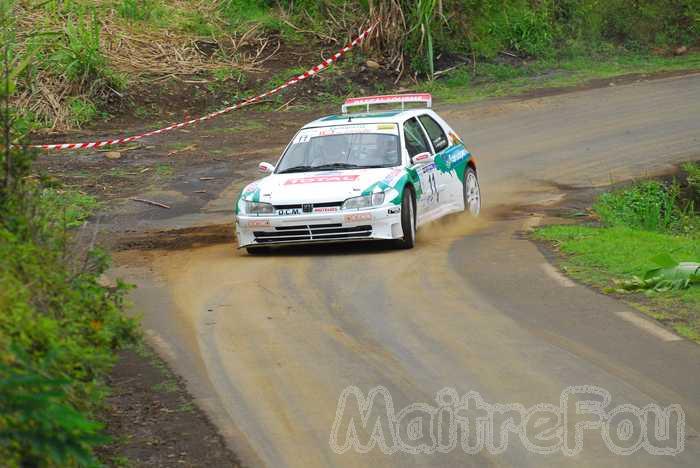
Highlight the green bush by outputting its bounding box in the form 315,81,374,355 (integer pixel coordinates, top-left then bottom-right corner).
0,352,107,467
593,181,694,233
0,169,137,466
410,0,699,75
1,29,137,461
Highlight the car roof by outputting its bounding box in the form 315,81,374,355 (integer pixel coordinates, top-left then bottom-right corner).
302,108,433,129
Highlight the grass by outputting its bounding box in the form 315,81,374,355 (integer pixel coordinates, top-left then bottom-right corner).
68,97,100,127
208,120,265,133
39,187,100,228
153,379,178,393
154,163,174,177
534,168,700,342
419,52,700,104
134,104,158,119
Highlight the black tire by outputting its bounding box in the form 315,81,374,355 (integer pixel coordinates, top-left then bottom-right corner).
246,246,270,255
463,166,481,216
395,188,416,249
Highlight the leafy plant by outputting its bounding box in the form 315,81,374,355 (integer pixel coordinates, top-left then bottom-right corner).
615,253,700,293
593,181,685,232
2,13,137,465
0,352,107,467
409,0,438,77
53,13,106,84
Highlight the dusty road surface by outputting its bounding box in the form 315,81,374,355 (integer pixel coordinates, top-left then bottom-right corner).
113,73,700,467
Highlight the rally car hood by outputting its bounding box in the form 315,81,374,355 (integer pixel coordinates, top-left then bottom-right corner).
244,167,400,205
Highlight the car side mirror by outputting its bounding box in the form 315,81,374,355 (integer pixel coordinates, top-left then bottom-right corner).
411,152,434,165
258,162,275,174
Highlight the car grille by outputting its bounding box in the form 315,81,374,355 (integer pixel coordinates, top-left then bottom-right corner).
273,201,343,213
253,223,372,244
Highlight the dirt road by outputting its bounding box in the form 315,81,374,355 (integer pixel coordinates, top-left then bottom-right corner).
113,73,700,467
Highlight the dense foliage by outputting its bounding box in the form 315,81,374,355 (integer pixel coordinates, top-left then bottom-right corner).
10,0,700,129
1,10,138,464
593,180,697,233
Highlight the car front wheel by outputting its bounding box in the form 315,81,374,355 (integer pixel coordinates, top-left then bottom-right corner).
395,188,416,249
463,167,481,216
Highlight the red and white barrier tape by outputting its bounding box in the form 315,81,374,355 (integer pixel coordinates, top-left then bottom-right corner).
31,23,376,151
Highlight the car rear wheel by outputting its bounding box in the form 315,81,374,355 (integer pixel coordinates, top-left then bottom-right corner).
395,188,416,249
463,167,481,216
246,246,270,255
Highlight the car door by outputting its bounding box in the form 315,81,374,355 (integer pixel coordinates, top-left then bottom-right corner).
418,113,457,207
403,117,438,218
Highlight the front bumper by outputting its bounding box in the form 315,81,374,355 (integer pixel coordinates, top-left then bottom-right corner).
235,205,403,248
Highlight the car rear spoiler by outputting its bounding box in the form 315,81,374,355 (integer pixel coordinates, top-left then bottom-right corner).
341,93,432,113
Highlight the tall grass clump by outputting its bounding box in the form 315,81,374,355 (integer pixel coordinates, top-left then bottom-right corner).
52,11,122,91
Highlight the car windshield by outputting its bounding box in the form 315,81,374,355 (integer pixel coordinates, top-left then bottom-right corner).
276,125,401,173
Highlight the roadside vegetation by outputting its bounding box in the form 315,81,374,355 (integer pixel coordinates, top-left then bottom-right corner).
1,9,138,465
535,164,700,342
9,0,700,132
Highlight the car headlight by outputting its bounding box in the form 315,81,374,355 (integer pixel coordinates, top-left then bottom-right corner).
243,200,274,215
342,192,385,210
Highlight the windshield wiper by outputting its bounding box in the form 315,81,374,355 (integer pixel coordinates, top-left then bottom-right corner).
310,163,363,170
278,163,361,173
278,163,389,173
277,165,316,174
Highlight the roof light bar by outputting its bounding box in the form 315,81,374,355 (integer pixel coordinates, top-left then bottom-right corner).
341,93,432,113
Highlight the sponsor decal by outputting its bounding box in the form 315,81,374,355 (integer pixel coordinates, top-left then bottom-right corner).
293,123,399,143
285,175,360,185
419,163,436,174
388,207,401,214
435,144,470,175
448,148,468,163
318,125,370,136
278,208,301,215
345,213,372,222
247,219,271,227
313,206,340,213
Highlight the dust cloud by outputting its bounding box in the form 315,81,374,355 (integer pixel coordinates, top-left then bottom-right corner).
416,212,490,244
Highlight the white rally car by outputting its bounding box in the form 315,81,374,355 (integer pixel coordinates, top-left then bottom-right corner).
235,94,480,253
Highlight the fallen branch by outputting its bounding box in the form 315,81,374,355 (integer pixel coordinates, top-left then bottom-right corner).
131,198,171,209
433,65,458,78
499,50,519,58
275,97,296,112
